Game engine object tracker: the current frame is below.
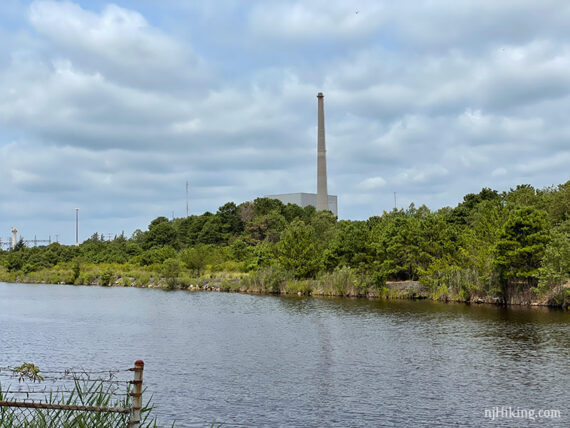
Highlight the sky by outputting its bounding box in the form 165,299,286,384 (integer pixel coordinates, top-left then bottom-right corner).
0,0,569,245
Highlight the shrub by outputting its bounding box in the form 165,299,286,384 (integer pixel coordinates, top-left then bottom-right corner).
100,269,114,286
246,266,293,293
178,273,193,289
285,280,313,295
134,273,151,287
320,266,357,296
162,258,181,289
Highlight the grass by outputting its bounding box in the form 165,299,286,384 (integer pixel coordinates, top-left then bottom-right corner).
0,379,163,428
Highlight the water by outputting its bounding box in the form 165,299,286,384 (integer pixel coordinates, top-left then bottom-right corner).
0,282,568,427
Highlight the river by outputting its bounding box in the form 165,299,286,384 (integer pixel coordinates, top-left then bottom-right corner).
0,282,568,427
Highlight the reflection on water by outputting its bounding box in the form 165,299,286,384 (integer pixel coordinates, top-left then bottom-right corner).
1,282,568,427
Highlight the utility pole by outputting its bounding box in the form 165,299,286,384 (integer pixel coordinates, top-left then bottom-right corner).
186,181,189,217
75,208,79,246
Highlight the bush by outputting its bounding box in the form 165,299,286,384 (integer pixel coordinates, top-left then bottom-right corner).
134,272,151,287
162,258,181,289
319,266,357,296
285,280,313,295
100,269,114,286
178,273,193,289
243,266,293,293
219,279,232,292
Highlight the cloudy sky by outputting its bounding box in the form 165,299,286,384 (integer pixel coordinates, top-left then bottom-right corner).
0,0,569,245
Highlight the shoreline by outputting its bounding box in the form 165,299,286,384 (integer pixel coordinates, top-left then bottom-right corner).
3,276,568,309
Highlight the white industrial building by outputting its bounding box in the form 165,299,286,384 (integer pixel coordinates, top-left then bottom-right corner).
265,193,338,217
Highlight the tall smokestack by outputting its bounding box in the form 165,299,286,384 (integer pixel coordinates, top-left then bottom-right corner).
11,227,17,249
316,92,328,211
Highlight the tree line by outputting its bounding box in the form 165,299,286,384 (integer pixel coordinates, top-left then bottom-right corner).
1,181,568,303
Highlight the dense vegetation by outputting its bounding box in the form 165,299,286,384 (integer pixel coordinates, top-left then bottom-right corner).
1,182,569,306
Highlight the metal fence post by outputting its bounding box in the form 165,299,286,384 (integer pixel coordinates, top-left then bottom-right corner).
129,360,144,427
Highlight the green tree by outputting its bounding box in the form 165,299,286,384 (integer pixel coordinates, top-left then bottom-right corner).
494,207,550,288
253,197,285,217
504,184,538,208
449,187,501,225
371,209,430,280
539,181,570,225
282,203,305,222
216,202,244,236
537,221,570,291
277,220,320,279
230,238,253,263
197,216,224,244
180,244,211,275
13,238,26,252
245,210,287,243
144,218,176,249
324,220,373,271
310,210,337,248
100,269,114,286
162,258,181,289
6,251,24,271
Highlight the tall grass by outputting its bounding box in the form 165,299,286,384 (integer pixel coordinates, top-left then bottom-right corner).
0,379,162,428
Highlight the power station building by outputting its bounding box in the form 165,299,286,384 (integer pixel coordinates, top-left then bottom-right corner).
266,92,338,217
265,192,338,217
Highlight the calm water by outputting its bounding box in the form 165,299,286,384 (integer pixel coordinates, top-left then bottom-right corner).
0,282,568,427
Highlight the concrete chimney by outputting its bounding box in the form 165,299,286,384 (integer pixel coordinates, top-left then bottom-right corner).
11,227,17,249
316,92,328,212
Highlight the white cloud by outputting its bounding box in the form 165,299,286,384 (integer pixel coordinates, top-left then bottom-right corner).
491,167,507,177
0,0,569,238
248,1,386,41
28,1,209,92
359,176,387,191
395,165,450,186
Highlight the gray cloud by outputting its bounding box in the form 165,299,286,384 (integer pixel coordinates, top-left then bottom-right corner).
0,0,569,242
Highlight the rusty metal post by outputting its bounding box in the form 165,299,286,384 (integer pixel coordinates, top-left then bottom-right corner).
129,360,144,427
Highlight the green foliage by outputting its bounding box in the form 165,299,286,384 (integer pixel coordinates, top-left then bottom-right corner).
144,218,177,249
216,202,244,237
285,279,313,295
0,373,163,427
13,238,26,252
99,269,114,286
12,362,44,383
320,266,357,296
1,181,567,305
537,221,570,291
5,251,24,272
162,258,181,289
370,207,442,280
135,246,177,266
277,220,320,279
72,260,81,282
253,197,285,216
494,206,550,287
324,220,373,271
243,266,293,293
180,244,211,275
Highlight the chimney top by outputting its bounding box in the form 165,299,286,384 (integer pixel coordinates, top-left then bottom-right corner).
317,92,324,98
